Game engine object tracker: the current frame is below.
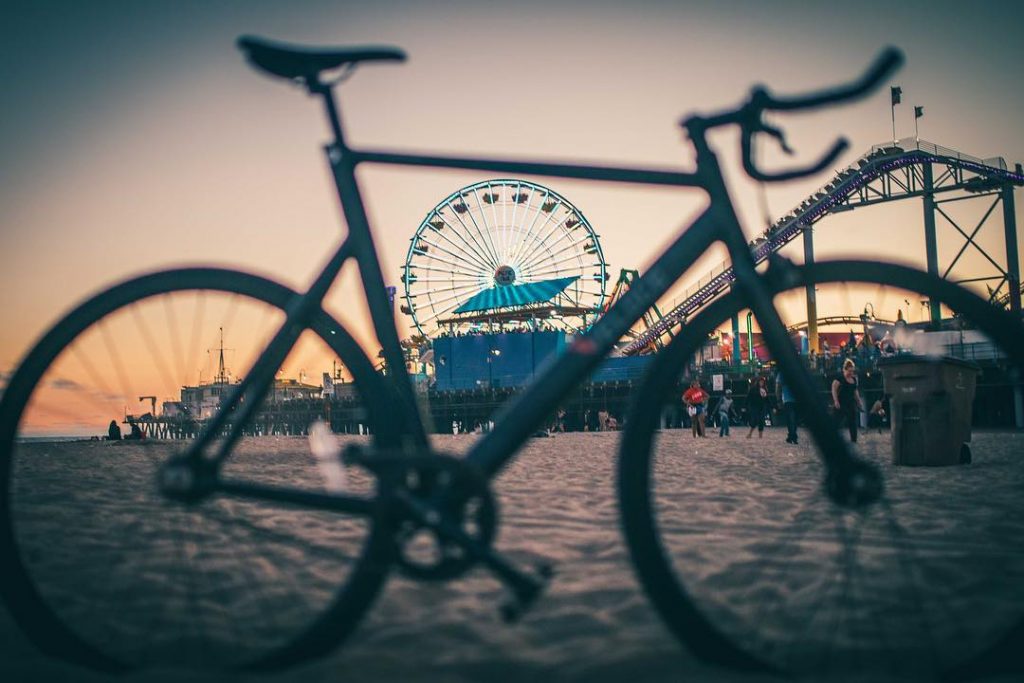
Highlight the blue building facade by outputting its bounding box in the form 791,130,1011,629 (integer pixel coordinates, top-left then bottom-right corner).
432,331,651,390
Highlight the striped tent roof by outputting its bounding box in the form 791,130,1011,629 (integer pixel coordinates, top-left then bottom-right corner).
453,276,580,314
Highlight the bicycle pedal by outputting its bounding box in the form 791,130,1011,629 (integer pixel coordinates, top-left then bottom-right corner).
535,561,555,580
499,599,524,623
498,562,554,623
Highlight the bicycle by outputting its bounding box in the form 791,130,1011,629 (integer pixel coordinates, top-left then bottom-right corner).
1,35,1022,679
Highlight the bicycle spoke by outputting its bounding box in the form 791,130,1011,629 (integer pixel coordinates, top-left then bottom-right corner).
129,304,179,398
197,500,366,564
2,274,389,671
624,259,1024,680
186,289,208,386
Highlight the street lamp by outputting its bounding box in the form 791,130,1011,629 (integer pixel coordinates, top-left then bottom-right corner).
487,348,501,389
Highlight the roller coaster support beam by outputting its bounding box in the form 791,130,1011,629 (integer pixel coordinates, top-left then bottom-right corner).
746,311,755,367
1003,184,1021,316
731,310,741,367
923,164,942,326
1008,183,1024,429
622,141,1024,357
803,223,819,352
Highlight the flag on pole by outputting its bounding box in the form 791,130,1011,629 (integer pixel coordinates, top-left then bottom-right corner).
914,105,924,118
890,86,902,143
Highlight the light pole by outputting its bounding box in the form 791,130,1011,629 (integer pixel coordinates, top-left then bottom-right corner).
487,348,501,389
861,302,876,339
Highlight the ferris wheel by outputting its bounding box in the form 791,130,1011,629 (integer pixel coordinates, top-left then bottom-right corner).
401,179,608,337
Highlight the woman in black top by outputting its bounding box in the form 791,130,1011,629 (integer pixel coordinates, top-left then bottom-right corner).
831,358,864,442
746,376,769,439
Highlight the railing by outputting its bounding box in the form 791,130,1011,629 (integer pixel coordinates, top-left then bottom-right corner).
623,139,1023,355
942,341,1007,362
871,138,1010,171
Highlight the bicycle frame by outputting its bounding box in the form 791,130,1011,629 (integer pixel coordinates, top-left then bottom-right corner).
197,73,856,505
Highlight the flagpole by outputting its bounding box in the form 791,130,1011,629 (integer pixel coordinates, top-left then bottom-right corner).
890,86,902,145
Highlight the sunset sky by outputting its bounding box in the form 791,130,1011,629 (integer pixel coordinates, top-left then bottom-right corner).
3,0,1022,388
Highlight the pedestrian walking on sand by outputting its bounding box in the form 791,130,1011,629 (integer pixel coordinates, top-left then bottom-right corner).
832,358,864,443
683,379,709,438
869,397,887,433
714,389,735,437
746,376,769,439
776,374,799,444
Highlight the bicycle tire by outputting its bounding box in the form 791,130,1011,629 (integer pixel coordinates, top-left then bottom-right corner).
618,260,1024,680
0,268,396,672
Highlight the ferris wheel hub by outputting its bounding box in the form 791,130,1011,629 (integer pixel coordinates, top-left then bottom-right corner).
494,265,517,286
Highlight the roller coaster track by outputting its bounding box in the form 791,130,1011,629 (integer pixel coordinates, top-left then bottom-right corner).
785,316,896,333
621,139,1024,355
996,281,1024,309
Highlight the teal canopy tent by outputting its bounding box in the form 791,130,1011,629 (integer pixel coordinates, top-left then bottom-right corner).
453,276,580,314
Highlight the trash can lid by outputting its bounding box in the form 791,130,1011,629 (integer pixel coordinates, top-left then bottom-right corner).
876,354,980,372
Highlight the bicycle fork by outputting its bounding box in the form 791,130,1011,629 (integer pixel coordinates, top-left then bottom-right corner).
701,145,883,509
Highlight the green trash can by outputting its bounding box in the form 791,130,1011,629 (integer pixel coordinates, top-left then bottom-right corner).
879,356,979,466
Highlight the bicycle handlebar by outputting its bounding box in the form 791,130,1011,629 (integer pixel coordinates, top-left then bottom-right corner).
686,48,903,183
752,47,902,113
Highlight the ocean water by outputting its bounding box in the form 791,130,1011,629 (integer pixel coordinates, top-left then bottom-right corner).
16,435,93,443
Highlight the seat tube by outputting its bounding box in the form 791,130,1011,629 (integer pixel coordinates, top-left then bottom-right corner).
319,86,428,446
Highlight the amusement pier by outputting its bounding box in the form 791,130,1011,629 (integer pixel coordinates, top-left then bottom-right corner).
134,139,1023,438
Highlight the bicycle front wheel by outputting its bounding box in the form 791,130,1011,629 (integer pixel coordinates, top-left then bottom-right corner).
0,268,394,672
619,260,1024,680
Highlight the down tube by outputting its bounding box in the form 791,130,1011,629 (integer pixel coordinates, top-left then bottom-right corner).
467,208,720,478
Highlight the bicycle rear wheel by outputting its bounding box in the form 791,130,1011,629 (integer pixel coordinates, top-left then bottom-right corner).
619,260,1024,680
0,268,394,672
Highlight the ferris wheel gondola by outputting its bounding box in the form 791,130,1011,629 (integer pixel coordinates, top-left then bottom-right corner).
401,179,608,337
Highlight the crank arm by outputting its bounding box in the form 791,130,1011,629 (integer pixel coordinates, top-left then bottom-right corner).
395,489,554,621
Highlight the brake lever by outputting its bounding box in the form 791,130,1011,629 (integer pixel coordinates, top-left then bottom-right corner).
741,87,848,182
742,126,849,183
758,120,795,156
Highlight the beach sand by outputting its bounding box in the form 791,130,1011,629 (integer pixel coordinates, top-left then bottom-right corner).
1,429,1022,683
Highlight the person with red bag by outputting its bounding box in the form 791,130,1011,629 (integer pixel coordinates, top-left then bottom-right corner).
682,378,709,438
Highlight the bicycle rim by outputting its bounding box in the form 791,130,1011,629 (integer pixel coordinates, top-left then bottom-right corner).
0,268,394,672
619,260,1024,680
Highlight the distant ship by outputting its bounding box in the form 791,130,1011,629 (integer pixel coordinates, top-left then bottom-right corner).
159,328,323,421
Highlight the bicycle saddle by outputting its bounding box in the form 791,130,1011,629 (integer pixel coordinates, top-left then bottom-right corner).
238,35,405,82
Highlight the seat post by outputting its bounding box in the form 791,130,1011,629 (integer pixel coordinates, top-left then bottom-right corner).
311,79,349,151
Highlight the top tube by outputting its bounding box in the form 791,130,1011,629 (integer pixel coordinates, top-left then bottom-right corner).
351,149,704,189
239,36,900,191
